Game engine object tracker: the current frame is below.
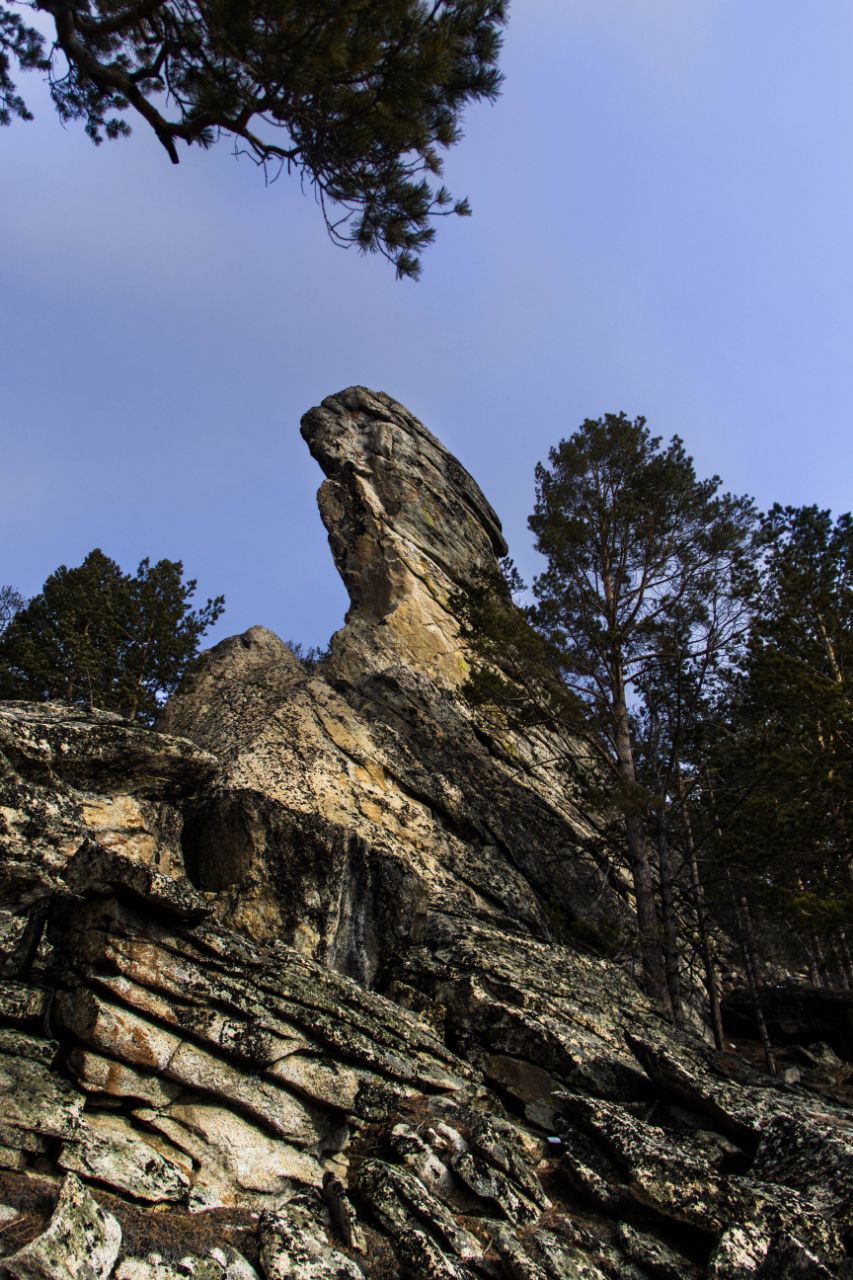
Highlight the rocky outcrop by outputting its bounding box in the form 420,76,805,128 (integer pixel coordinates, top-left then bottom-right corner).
300,386,507,689
1,1173,122,1279
1,389,851,1278
161,389,627,979
0,702,216,983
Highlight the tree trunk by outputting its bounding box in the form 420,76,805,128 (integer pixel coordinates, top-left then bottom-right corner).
726,868,777,1077
810,932,827,988
677,772,724,1050
804,948,821,988
838,930,853,990
612,697,667,1006
655,808,684,1027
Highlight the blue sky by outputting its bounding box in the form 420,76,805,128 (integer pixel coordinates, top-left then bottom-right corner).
3,2,852,650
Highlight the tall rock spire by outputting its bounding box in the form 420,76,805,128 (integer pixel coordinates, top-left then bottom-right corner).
301,386,507,687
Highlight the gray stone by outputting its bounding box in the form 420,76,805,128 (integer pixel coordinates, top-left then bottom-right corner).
116,1259,201,1280
207,1249,261,1280
0,702,217,800
0,390,852,1280
708,1224,771,1278
529,1229,610,1280
751,1112,853,1220
60,987,333,1149
616,1222,701,1279
69,1047,182,1107
266,1053,362,1111
467,1112,550,1210
388,1123,457,1200
552,1219,650,1280
299,385,507,690
493,1228,551,1280
0,981,47,1024
357,1160,483,1265
392,1232,473,1280
323,1172,366,1253
259,1204,364,1280
116,1253,259,1280
143,1100,325,1198
760,1234,836,1278
803,1041,842,1069
0,1126,49,1155
161,389,631,984
625,1026,852,1143
1,1173,121,1279
0,1030,56,1065
451,1149,539,1225
0,1045,83,1142
58,1111,190,1203
62,841,210,921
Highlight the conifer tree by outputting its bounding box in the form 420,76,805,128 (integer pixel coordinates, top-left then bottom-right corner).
0,585,24,636
0,549,223,724
705,505,853,985
1,0,506,277
527,415,756,1007
458,416,756,1015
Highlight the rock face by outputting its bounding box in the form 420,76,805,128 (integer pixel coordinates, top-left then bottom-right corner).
1,387,851,1280
161,389,626,980
301,386,507,688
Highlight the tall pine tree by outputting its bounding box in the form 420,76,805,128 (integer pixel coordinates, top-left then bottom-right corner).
528,415,756,1008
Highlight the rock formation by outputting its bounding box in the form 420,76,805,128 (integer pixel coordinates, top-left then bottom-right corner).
0,387,851,1279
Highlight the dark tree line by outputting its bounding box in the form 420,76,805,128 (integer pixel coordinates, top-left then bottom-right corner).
696,507,853,1054
459,417,852,1060
0,549,223,724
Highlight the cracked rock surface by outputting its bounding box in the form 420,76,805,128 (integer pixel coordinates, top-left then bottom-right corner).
1,389,851,1278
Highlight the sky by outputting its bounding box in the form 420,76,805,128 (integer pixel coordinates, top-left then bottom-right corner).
3,1,853,652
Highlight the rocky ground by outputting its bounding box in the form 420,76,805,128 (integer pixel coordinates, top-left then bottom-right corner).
0,388,850,1278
